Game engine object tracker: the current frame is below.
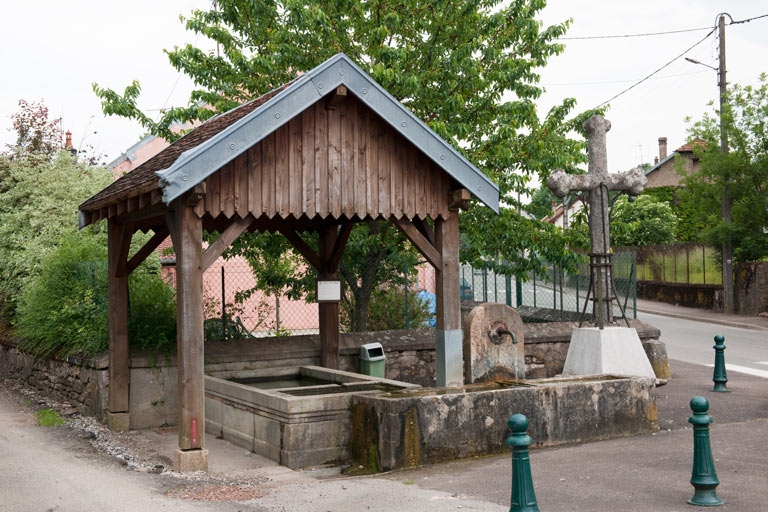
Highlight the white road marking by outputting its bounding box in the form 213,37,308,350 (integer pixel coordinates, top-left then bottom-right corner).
707,363,768,379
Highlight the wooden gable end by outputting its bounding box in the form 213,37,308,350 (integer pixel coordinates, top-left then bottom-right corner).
196,96,455,222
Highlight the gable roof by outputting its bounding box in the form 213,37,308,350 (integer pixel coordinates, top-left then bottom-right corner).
80,53,498,227
645,138,705,177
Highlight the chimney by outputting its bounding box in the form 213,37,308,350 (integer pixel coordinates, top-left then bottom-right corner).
658,137,668,161
65,130,73,150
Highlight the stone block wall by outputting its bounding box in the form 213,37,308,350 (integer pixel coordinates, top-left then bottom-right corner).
636,281,722,310
0,338,108,417
736,262,768,315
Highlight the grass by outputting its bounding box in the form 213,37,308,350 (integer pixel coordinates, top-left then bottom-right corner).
36,408,65,427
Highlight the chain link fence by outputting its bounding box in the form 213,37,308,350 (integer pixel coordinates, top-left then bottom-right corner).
187,251,637,339
455,252,637,322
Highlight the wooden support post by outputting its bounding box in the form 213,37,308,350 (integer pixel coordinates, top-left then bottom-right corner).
318,225,340,369
169,197,208,471
435,212,462,387
107,219,130,431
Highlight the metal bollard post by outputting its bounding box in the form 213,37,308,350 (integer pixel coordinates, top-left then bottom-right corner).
687,396,724,507
507,413,540,512
711,334,728,392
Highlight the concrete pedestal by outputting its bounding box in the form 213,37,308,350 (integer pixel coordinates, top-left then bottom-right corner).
173,448,209,472
563,327,655,379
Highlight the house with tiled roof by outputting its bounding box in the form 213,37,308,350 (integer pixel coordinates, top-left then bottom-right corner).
644,136,704,189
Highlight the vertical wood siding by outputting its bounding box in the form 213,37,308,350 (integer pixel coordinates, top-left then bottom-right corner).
199,97,453,221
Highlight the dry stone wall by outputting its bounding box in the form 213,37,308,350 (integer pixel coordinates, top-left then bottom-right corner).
0,338,107,417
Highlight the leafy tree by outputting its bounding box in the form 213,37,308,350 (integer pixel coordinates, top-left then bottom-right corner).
5,99,62,156
0,150,113,317
16,230,176,357
94,0,597,326
611,195,677,247
679,74,768,262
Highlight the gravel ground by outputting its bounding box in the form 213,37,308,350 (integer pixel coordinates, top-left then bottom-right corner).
1,378,270,503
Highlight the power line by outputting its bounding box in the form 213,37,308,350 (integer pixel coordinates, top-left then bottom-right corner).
560,13,768,40
593,27,716,109
731,13,768,25
561,26,711,40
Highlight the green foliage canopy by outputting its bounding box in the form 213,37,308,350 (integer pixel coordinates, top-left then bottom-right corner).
16,231,177,358
0,151,113,316
679,74,768,262
611,194,678,247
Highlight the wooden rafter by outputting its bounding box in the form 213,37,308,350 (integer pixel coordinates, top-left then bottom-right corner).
202,215,254,271
127,227,169,275
395,217,442,269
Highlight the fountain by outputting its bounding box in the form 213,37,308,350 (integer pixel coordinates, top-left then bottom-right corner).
204,365,419,469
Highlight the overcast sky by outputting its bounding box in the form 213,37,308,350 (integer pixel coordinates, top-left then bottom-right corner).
2,1,766,173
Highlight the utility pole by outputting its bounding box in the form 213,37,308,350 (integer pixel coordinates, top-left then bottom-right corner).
718,14,734,314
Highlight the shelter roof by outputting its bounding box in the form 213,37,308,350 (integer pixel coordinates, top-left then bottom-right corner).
79,53,498,228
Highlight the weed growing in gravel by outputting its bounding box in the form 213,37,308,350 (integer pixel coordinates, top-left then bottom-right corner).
36,408,65,427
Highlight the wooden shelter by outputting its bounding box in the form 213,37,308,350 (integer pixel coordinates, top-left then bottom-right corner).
79,53,499,471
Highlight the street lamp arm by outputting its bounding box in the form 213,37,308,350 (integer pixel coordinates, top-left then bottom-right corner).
684,57,718,71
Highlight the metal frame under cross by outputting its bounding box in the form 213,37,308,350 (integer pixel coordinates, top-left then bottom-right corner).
547,115,646,328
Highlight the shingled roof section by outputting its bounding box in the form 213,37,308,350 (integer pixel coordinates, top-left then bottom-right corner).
79,83,292,214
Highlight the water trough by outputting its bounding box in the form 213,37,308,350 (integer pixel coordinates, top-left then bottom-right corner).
204,366,419,469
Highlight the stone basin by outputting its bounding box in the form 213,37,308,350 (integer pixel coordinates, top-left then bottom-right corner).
204,365,419,469
350,374,658,471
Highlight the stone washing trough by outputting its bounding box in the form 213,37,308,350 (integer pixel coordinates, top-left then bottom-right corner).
349,374,658,472
204,366,420,469
206,364,658,471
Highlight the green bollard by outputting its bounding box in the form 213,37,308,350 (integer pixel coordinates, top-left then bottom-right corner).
687,396,724,507
711,335,728,392
507,413,540,512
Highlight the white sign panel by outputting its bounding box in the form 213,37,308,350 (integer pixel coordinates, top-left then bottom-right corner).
316,280,341,302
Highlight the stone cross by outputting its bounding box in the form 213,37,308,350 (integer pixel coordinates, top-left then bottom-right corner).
547,115,646,327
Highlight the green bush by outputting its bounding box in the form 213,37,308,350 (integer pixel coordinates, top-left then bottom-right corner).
16,231,176,358
365,286,431,331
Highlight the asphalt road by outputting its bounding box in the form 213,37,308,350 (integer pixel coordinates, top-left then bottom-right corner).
638,311,768,377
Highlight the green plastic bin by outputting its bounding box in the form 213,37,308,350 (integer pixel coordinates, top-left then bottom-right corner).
360,342,385,378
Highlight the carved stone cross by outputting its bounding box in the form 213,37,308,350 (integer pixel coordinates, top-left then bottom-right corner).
547,115,647,327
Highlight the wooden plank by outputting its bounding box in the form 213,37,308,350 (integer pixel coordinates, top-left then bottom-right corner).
127,227,169,275
394,217,442,269
289,116,302,217
405,145,415,218
377,120,390,218
262,134,276,215
435,212,460,330
107,219,130,415
315,103,329,217
318,224,339,369
327,220,353,273
328,105,342,218
221,160,235,218
355,102,369,216
275,124,290,218
172,197,205,451
202,215,253,271
234,152,248,215
341,100,355,217
366,114,378,216
206,164,221,215
248,144,262,213
279,228,323,271
302,107,316,217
